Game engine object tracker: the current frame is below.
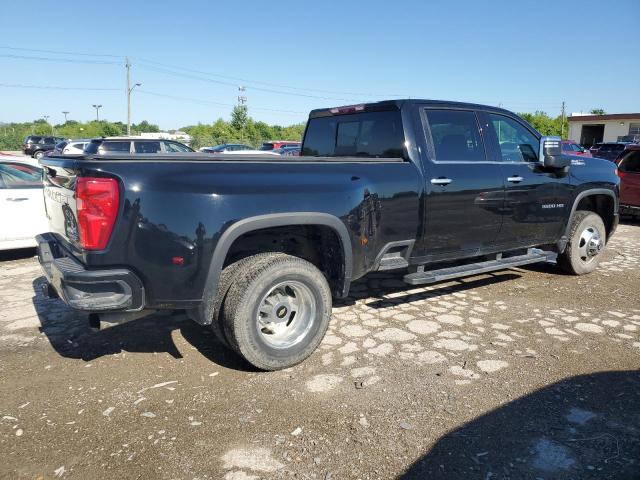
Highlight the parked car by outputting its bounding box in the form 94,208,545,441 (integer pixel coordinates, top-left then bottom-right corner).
22,136,65,159
274,146,301,156
615,144,640,218
561,140,592,157
37,99,619,371
0,160,46,250
83,137,194,155
589,142,603,156
201,144,253,153
259,141,301,151
592,142,630,161
50,139,91,156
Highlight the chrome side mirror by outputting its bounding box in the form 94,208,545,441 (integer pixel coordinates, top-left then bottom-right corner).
539,136,570,168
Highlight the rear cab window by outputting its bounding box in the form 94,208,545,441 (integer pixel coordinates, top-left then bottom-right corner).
302,109,405,158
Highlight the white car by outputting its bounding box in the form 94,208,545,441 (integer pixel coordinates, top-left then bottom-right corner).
0,160,47,250
51,139,90,156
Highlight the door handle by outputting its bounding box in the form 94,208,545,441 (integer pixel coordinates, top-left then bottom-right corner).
430,178,452,186
6,197,29,201
507,176,524,183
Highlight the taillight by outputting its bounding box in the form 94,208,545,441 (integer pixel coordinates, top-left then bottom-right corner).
75,177,119,250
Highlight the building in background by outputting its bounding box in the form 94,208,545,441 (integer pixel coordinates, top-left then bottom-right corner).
568,113,640,147
139,131,192,145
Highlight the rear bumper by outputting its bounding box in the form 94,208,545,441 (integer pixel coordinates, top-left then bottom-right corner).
36,233,145,312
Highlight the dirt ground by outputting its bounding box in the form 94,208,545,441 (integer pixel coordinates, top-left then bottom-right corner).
1,222,639,480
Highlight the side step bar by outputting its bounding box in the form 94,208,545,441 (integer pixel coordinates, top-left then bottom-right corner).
403,249,557,286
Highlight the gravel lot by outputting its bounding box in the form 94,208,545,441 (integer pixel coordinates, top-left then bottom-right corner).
1,222,639,479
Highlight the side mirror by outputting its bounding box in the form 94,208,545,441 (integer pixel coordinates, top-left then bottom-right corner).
539,136,570,168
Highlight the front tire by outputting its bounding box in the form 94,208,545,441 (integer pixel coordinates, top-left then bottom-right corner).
222,253,332,371
558,210,606,275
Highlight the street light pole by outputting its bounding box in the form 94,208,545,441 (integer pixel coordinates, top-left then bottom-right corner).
62,111,69,123
92,104,102,122
43,115,53,135
126,57,141,135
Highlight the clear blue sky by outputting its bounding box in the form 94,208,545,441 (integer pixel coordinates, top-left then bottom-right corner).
1,0,637,129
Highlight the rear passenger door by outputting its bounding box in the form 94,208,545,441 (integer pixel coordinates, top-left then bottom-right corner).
482,112,569,246
420,108,505,258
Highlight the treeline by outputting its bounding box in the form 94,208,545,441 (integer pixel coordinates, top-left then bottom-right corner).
0,106,599,152
0,119,162,150
0,114,305,152
182,105,306,150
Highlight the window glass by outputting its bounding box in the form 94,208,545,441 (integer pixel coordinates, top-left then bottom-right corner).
425,109,485,161
620,151,640,173
302,110,405,158
489,113,539,162
98,141,131,154
164,141,192,152
134,141,161,153
42,137,55,144
0,163,42,188
25,136,42,143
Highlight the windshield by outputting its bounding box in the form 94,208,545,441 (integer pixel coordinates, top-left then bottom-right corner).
302,110,405,158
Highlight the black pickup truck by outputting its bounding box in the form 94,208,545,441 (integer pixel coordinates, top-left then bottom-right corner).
37,100,619,370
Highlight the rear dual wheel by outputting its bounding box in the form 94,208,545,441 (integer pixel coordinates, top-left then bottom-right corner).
217,253,332,371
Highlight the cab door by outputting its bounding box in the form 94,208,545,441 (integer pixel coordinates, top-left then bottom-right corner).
419,108,505,259
481,112,570,247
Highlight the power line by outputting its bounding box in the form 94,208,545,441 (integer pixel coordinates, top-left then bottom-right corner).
0,45,121,58
135,57,406,98
0,53,120,65
0,44,407,98
137,89,306,115
0,82,120,91
137,64,366,102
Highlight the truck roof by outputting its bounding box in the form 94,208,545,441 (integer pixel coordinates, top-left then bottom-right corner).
308,99,517,118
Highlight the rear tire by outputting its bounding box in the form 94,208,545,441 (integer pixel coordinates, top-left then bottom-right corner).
34,150,44,160
557,210,606,275
221,253,332,371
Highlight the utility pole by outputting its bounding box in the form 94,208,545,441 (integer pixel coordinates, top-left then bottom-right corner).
62,111,69,123
238,86,247,141
43,115,54,135
126,57,141,135
561,101,566,139
92,104,102,121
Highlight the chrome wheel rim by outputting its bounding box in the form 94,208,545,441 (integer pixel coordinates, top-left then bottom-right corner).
256,281,316,349
577,225,603,263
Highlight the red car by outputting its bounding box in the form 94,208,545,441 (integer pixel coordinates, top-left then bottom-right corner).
561,140,592,157
260,141,301,151
615,144,640,218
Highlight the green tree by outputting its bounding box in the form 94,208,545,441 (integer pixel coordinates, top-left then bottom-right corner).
230,105,248,132
590,108,606,115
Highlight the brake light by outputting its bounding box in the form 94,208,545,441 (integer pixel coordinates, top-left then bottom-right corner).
76,177,119,250
330,104,365,114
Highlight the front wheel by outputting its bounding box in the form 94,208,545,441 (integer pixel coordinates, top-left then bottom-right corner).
558,210,606,275
221,253,332,371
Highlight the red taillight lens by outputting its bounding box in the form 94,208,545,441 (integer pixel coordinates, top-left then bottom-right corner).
76,177,119,250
